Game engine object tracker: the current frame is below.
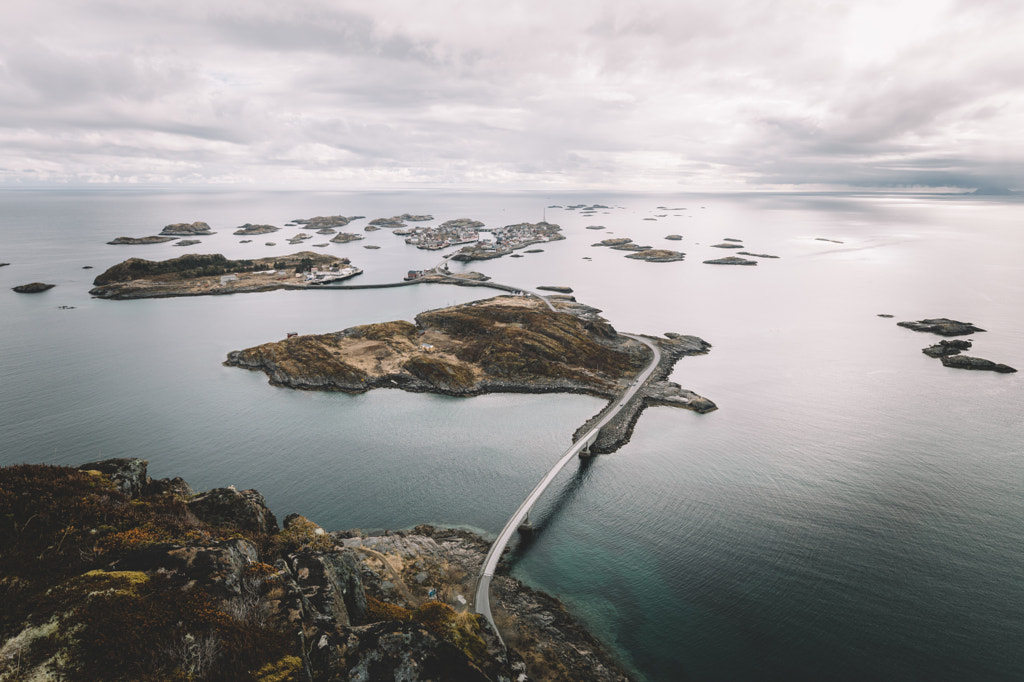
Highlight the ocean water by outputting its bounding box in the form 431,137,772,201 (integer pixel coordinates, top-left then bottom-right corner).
1,189,1022,681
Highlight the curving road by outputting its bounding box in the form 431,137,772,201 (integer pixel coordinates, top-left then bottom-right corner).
473,332,661,643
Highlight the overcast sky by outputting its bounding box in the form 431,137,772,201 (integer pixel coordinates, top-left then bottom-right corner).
2,0,1022,191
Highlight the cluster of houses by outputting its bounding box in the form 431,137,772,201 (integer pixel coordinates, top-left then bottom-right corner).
451,221,564,261
402,223,481,250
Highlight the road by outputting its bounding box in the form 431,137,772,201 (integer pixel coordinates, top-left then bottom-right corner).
472,332,662,643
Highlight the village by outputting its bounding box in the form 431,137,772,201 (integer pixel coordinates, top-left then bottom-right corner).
401,218,484,250
450,221,564,261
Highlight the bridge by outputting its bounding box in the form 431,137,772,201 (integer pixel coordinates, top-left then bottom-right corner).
472,332,661,643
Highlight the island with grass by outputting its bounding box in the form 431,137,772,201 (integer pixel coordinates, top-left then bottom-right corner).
89,252,361,299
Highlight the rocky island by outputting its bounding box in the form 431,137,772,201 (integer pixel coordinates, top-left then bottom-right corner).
225,295,714,451
703,256,757,265
107,235,177,245
625,249,685,262
897,318,986,336
0,458,633,682
160,221,214,236
233,223,280,235
12,282,56,293
89,252,360,300
292,216,362,230
898,318,1015,372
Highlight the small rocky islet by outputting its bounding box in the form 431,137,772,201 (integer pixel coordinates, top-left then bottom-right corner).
160,221,214,236
0,458,633,682
12,282,56,293
897,318,1016,373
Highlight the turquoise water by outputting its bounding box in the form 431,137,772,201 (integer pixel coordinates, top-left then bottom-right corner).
2,190,1022,680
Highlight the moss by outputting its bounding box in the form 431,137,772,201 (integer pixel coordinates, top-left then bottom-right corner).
363,596,412,623
254,655,304,682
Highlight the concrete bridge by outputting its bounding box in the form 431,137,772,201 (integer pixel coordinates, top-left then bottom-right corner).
472,333,661,644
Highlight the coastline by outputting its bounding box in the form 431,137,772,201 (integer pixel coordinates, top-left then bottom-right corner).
0,458,634,681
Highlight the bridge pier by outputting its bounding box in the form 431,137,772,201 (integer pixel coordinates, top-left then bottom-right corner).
517,511,533,533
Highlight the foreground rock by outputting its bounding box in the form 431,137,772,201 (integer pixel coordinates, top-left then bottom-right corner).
0,460,634,682
897,318,986,336
940,355,1017,373
12,282,55,293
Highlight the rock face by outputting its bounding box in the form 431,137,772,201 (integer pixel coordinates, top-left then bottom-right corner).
187,487,279,533
160,221,214,236
12,282,55,293
78,457,151,498
940,355,1017,373
897,318,986,336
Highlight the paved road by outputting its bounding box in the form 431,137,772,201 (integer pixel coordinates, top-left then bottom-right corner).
473,332,661,643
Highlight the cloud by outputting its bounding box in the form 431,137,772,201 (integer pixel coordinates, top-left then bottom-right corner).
0,0,1022,189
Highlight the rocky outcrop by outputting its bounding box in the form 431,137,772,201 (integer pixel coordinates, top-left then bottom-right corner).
897,318,986,336
160,221,214,236
625,249,684,262
940,355,1017,373
78,457,151,498
187,487,279,534
664,234,683,240
330,232,364,243
703,256,757,265
172,239,202,247
233,223,279,235
645,381,717,412
11,282,55,293
107,235,177,245
537,285,573,293
923,339,972,358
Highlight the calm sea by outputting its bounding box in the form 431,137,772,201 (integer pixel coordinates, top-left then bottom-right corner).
1,189,1022,681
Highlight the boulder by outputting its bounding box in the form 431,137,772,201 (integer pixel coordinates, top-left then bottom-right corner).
78,457,150,498
187,487,279,533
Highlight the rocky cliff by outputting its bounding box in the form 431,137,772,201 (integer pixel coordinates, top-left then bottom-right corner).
0,459,632,682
